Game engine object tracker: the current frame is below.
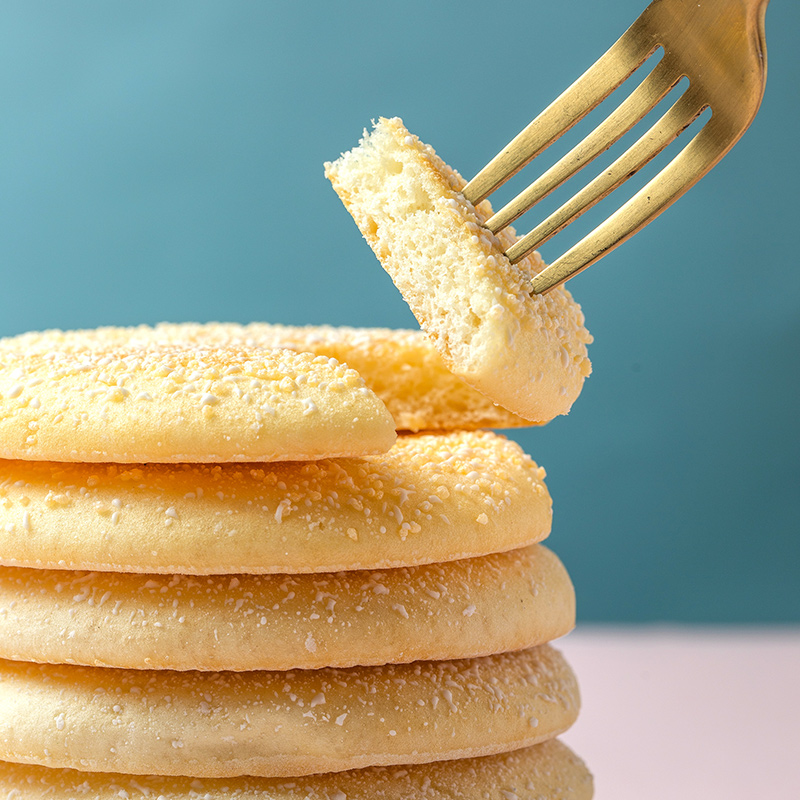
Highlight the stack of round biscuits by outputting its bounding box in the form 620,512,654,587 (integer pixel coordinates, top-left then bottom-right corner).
0,323,592,799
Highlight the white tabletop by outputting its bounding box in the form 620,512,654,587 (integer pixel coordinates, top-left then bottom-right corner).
558,626,800,799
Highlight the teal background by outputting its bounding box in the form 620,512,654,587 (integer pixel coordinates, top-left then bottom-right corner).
0,1,797,622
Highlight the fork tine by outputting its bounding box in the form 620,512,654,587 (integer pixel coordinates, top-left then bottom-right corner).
462,24,660,206
484,55,679,235
529,117,727,294
506,84,706,265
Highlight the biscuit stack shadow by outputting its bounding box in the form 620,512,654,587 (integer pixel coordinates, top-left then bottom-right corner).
0,325,593,798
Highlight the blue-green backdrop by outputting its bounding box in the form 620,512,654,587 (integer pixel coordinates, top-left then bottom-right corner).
0,1,797,622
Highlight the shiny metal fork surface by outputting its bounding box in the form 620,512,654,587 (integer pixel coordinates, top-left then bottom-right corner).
462,0,769,294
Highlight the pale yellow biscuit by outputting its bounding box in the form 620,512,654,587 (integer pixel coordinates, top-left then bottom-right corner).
0,739,594,799
0,345,395,463
0,544,573,671
1,322,531,432
0,645,579,778
0,430,552,574
325,117,593,423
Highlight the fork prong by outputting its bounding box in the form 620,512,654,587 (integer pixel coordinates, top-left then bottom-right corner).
529,117,727,294
506,85,706,265
484,56,679,235
462,26,660,206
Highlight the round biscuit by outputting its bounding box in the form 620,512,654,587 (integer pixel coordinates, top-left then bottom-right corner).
0,430,552,574
0,345,395,463
325,117,593,423
0,544,574,671
2,322,532,432
0,645,579,778
0,739,594,799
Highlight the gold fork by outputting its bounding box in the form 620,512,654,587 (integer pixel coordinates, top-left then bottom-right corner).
462,0,769,295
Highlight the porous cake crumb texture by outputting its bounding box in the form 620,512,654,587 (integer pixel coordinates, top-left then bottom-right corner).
325,117,593,423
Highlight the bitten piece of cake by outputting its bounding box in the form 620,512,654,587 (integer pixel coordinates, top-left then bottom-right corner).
326,117,592,423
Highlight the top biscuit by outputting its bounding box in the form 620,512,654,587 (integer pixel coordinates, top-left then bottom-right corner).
0,343,396,463
2,322,531,432
325,117,593,423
